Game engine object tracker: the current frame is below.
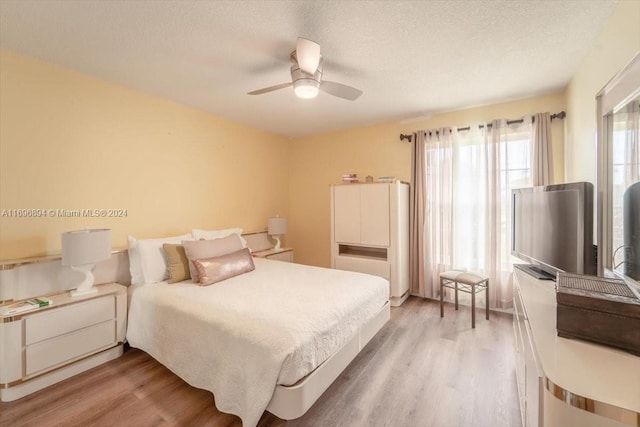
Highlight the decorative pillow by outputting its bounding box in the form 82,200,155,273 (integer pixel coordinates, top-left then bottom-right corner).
127,233,193,285
192,227,248,248
182,234,245,282
163,244,191,283
194,248,255,286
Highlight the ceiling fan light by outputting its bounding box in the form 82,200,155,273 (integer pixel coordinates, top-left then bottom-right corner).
293,79,319,99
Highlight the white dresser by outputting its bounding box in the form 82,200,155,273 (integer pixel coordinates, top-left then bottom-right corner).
513,270,639,427
331,182,409,306
0,283,127,402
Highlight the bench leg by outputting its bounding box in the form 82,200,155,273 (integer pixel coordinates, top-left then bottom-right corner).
454,281,459,310
440,278,444,318
471,284,476,328
485,280,490,320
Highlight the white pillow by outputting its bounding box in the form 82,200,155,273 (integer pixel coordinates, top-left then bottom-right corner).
127,236,144,285
127,233,193,285
192,228,247,247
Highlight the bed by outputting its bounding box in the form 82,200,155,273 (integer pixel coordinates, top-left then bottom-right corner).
126,256,389,427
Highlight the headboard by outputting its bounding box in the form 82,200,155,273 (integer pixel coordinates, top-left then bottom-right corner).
0,231,273,303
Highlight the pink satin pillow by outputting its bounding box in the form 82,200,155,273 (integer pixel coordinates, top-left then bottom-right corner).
182,234,244,282
193,248,255,286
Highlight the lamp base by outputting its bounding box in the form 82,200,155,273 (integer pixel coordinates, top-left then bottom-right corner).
69,265,97,298
273,235,282,250
70,287,99,297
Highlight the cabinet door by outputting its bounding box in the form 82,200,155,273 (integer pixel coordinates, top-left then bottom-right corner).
334,185,361,243
360,184,390,246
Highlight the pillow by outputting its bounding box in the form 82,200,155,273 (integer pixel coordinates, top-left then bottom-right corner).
194,248,255,286
127,236,144,285
163,244,191,283
182,233,245,282
127,233,193,285
192,227,248,248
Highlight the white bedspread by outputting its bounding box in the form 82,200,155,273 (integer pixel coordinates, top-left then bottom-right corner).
126,258,389,427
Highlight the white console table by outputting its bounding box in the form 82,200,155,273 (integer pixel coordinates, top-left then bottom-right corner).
513,270,640,427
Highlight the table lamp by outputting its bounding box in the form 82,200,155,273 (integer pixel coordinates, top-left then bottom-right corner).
62,229,111,297
268,217,287,250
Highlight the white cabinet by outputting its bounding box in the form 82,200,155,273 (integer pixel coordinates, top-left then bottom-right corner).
360,184,390,246
513,270,640,427
334,184,361,244
331,182,409,306
0,283,126,402
514,281,543,427
334,183,390,246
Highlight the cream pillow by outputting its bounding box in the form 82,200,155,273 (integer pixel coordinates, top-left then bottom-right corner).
128,233,193,285
182,234,245,282
163,243,191,283
194,248,255,286
192,228,248,247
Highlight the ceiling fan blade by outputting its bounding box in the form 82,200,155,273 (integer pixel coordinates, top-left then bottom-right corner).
296,37,321,74
320,81,363,101
247,82,292,95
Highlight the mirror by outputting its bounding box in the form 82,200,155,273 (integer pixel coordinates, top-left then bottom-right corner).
596,52,640,283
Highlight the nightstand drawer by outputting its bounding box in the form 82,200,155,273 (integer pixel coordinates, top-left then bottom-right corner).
25,320,116,376
267,251,293,262
25,297,115,345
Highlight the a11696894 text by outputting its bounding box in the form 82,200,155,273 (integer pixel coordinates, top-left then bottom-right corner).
1,209,128,218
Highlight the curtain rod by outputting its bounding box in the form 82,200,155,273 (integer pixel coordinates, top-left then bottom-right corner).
399,110,566,142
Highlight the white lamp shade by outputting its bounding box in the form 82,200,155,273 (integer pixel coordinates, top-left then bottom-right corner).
61,229,111,266
268,217,288,236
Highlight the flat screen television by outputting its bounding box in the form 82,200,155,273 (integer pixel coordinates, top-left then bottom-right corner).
511,182,596,280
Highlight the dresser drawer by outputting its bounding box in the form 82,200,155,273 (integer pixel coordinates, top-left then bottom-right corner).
334,256,390,279
267,251,293,262
25,320,116,376
25,297,115,345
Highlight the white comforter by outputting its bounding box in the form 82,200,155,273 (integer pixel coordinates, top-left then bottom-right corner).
126,258,389,427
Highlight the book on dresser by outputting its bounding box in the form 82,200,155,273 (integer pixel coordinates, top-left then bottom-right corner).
0,297,52,316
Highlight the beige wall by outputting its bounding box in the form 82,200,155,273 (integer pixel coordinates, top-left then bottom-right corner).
289,92,566,267
10,8,630,266
0,50,290,259
565,0,640,183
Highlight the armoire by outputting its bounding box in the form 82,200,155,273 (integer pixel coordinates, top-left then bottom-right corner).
330,181,409,306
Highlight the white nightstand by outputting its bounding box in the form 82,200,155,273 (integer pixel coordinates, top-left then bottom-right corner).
253,247,294,262
0,282,127,402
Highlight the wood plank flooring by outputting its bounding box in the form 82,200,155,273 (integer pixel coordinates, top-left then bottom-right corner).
0,297,521,427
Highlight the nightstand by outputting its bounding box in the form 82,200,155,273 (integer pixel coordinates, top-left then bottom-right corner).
0,282,127,402
253,247,294,262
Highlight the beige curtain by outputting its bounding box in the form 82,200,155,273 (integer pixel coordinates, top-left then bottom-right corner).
412,118,540,308
419,128,454,298
409,131,426,296
532,112,554,185
482,119,533,308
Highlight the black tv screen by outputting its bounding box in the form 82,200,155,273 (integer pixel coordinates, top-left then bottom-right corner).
511,182,596,278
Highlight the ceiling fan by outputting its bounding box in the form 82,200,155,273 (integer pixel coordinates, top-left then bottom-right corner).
248,38,363,101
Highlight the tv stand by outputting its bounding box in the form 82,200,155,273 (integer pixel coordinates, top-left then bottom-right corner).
514,264,555,281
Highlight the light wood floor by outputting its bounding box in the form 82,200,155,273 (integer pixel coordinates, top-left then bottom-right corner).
0,297,522,427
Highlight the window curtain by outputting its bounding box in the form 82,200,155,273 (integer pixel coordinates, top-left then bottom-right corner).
409,115,552,309
532,112,554,185
409,131,427,296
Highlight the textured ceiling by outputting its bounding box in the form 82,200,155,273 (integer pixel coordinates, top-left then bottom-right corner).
0,0,618,137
